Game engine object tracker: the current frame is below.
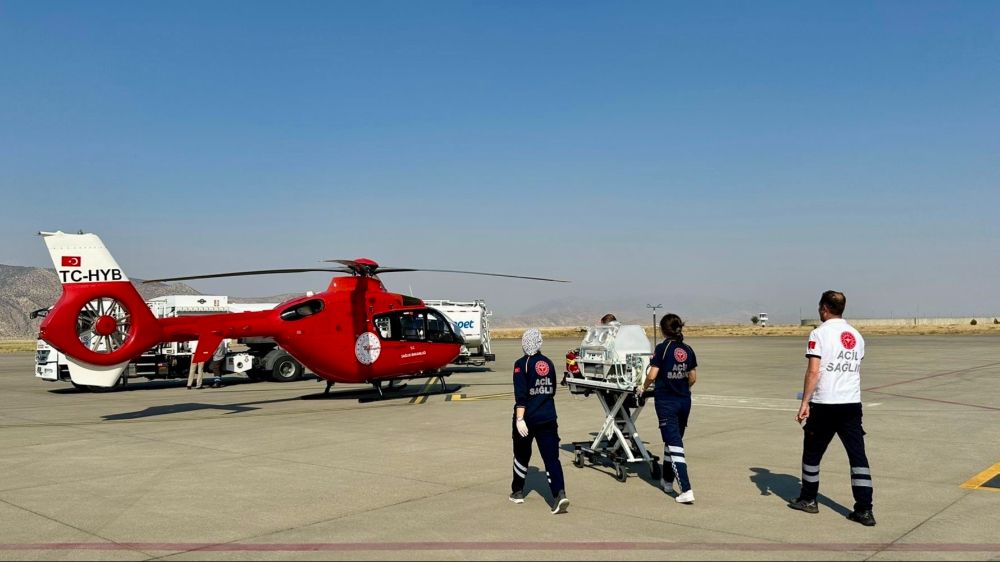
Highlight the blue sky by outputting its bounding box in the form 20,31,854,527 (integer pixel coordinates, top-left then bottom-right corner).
2,1,998,322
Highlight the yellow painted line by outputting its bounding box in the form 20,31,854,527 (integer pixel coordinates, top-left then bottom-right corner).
408,380,436,405
960,461,1000,492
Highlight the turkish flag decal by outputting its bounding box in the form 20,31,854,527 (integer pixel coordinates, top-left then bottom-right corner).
61,256,82,267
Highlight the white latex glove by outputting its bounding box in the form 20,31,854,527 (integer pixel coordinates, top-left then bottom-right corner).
516,418,529,437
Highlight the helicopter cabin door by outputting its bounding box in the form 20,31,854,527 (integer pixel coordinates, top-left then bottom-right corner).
372,309,460,374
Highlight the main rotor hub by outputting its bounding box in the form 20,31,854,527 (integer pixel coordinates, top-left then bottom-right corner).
351,258,379,276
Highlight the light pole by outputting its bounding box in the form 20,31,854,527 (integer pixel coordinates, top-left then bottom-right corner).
646,304,663,340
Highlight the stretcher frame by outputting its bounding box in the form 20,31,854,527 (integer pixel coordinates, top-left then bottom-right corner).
565,374,660,482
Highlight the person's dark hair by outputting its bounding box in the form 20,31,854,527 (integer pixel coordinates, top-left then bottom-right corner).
660,313,684,342
819,290,847,316
600,313,617,325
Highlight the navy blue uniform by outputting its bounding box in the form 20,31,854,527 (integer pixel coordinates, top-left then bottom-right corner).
511,353,565,497
649,339,698,492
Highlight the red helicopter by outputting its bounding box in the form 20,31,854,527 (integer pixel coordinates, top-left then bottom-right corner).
37,231,567,394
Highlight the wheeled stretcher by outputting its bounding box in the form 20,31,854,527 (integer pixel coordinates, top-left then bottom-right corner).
563,324,659,482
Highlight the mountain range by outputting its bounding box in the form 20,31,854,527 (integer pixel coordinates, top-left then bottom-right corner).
0,264,201,338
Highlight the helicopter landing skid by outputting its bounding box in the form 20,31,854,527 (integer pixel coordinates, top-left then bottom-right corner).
362,372,455,402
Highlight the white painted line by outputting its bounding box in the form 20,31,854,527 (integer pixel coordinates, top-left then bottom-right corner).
692,394,799,412
694,403,795,412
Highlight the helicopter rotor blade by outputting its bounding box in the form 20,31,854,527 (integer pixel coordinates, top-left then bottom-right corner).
326,259,568,283
375,268,569,283
141,268,353,284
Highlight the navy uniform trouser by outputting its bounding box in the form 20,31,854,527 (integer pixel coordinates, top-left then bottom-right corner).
800,402,873,511
511,419,565,497
655,395,692,492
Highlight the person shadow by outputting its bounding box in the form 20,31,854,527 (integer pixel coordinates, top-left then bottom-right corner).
522,466,556,504
749,467,851,516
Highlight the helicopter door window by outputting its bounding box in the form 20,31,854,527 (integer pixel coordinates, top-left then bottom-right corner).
400,311,426,341
280,299,325,321
374,316,393,339
372,311,438,342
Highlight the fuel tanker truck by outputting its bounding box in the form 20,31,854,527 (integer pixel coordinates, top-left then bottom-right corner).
423,299,496,366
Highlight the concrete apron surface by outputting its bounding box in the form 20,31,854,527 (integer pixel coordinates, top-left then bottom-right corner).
0,335,997,560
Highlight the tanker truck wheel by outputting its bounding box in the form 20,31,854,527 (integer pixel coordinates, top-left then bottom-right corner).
271,354,303,382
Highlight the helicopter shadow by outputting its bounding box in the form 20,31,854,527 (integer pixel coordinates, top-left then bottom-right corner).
299,381,467,403
438,366,492,375
101,396,305,421
48,375,294,395
749,467,851,516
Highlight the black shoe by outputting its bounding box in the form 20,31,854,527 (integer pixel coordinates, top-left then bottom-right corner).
788,497,819,514
508,491,524,504
847,510,876,526
551,491,569,514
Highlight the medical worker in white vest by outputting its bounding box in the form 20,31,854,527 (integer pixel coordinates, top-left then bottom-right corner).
789,290,875,526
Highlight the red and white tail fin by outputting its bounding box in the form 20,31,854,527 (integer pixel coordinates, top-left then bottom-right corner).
39,231,162,387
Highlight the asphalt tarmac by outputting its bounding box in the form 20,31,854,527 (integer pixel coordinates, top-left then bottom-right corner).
0,335,998,560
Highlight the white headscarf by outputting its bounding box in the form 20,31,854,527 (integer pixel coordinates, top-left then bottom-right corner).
521,328,543,356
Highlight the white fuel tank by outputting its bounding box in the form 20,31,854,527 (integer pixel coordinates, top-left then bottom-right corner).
426,300,487,347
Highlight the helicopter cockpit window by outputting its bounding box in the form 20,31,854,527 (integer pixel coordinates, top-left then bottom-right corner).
280,299,324,321
426,310,457,343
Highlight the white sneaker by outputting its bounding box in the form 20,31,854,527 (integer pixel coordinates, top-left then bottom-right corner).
661,477,674,495
675,490,695,504
550,492,570,514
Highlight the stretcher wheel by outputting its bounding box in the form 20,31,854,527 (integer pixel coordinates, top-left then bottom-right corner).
614,463,627,482
573,450,584,468
650,461,661,480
